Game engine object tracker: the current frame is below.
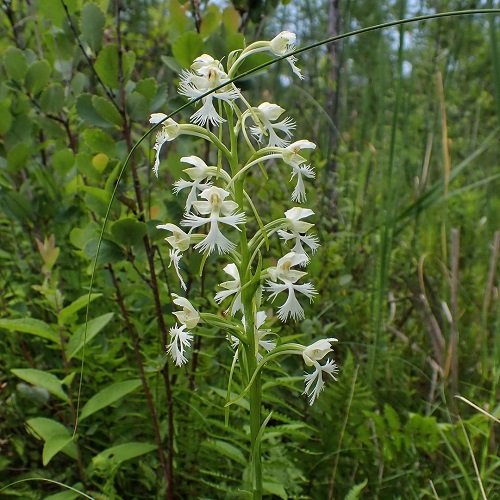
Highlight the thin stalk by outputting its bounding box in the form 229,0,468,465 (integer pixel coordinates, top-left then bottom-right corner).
368,0,406,378
108,266,169,487
115,2,174,496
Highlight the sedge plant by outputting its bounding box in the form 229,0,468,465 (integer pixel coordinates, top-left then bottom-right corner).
152,32,338,498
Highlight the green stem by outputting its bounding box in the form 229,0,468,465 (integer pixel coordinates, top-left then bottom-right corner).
243,295,263,499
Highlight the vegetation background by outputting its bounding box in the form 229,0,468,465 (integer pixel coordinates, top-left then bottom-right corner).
0,0,499,498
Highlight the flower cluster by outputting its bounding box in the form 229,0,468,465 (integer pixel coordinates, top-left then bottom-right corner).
153,32,338,405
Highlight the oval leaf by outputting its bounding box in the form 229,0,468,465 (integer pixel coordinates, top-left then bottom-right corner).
11,369,69,402
80,2,105,52
111,218,148,246
93,442,157,466
43,435,74,466
79,379,142,421
67,312,114,359
92,95,123,126
25,60,51,95
0,317,58,343
58,293,102,325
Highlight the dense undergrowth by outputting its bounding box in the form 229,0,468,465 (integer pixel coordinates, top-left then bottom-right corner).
0,0,499,498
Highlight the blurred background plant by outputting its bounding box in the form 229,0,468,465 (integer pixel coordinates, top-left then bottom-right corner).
0,0,499,498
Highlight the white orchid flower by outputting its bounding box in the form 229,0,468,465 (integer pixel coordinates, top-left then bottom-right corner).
149,113,181,176
157,224,191,290
281,141,316,202
182,186,245,255
167,323,193,367
214,263,243,315
249,102,296,147
265,252,317,321
178,55,240,127
173,156,214,213
172,294,200,329
278,208,320,263
302,338,338,405
156,223,191,251
269,31,304,79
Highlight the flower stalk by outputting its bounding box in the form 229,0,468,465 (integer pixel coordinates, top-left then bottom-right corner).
152,32,339,497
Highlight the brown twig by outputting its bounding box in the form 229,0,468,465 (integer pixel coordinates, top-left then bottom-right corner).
59,0,120,112
108,266,169,485
115,2,174,496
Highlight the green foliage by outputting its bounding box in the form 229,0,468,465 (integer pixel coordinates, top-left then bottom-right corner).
0,0,498,498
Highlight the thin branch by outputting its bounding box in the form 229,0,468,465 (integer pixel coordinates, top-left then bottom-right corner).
59,0,120,112
108,266,169,489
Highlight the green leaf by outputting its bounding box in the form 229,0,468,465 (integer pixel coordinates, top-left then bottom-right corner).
111,218,148,246
0,318,59,343
26,417,77,461
83,129,117,157
11,369,69,402
201,439,246,465
123,51,136,83
222,7,240,34
43,435,74,466
80,185,119,217
82,237,124,264
168,0,187,40
44,489,81,500
200,4,221,39
4,47,28,81
66,312,114,359
126,92,148,121
92,95,123,126
76,93,113,127
94,44,135,88
40,83,65,114
172,32,203,68
80,2,105,52
94,44,119,88
135,78,157,101
25,60,51,95
58,293,102,325
79,379,142,421
384,403,401,431
160,55,182,74
71,72,88,95
0,188,33,221
52,148,74,175
263,481,287,500
93,442,157,466
75,152,102,182
69,223,98,250
27,417,70,441
0,100,12,133
6,142,30,172
345,479,368,500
